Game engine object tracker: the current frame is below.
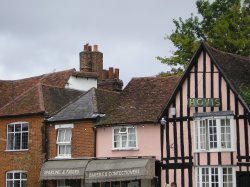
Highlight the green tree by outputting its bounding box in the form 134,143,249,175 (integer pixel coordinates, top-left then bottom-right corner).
158,0,250,75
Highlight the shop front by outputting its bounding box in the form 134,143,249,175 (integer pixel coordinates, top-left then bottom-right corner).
85,158,156,187
40,159,89,187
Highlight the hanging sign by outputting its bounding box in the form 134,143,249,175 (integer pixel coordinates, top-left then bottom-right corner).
188,98,221,107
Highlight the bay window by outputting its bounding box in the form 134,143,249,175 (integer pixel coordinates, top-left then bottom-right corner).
194,113,234,152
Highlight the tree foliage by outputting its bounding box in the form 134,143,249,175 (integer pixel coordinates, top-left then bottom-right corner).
240,86,250,107
158,0,250,74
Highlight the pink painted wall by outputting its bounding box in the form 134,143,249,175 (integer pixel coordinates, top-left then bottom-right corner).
96,124,161,160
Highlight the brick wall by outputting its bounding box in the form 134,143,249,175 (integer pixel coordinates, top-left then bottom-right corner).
47,120,95,159
0,114,44,187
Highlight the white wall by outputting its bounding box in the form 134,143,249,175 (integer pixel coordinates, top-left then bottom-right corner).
66,76,97,91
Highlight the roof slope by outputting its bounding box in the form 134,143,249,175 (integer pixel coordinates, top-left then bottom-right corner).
0,69,83,117
206,44,250,93
0,69,75,108
100,76,180,125
0,84,83,117
48,88,120,122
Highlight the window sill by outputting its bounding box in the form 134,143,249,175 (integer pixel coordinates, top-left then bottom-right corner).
112,148,139,151
5,149,29,152
193,149,235,153
55,156,72,159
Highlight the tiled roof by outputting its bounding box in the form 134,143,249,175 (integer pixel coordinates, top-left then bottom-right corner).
0,69,83,117
0,84,83,117
48,88,119,122
0,69,75,108
100,76,180,125
206,44,250,93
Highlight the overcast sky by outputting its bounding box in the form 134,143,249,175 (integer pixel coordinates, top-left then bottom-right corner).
0,0,197,86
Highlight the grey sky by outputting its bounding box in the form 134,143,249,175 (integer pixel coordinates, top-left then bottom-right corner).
0,0,197,86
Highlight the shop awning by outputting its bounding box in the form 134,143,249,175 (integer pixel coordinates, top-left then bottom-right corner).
40,159,89,180
85,158,155,183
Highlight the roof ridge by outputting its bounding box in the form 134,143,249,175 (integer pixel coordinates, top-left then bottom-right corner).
0,68,75,82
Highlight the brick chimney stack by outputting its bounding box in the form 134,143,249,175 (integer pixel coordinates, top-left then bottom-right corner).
79,43,123,91
79,43,103,79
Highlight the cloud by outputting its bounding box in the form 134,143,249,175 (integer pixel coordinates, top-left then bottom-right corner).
0,0,197,85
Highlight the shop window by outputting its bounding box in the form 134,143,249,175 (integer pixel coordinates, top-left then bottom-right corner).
7,122,29,151
6,171,27,187
56,128,72,158
113,126,137,150
196,167,235,187
194,116,234,152
57,179,70,187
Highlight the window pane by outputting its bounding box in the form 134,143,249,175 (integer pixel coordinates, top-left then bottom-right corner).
128,128,135,133
59,145,66,155
65,145,71,154
221,118,231,149
7,181,12,187
22,123,28,131
209,120,217,149
114,142,120,148
21,181,27,187
14,172,20,179
15,124,22,132
21,173,27,179
64,129,71,142
114,129,119,134
22,132,28,149
7,173,13,179
15,133,21,150
8,133,14,150
57,129,65,142
8,124,15,132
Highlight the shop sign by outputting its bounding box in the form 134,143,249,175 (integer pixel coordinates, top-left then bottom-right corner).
43,169,80,176
188,98,221,107
87,169,140,179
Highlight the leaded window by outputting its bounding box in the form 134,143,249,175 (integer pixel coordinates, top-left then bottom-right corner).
7,122,29,150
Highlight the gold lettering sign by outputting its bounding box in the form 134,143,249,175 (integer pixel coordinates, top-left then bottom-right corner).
188,98,221,107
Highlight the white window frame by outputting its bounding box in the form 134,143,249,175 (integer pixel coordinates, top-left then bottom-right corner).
6,122,29,151
6,170,27,187
196,166,236,187
194,116,234,152
112,126,138,150
55,124,73,159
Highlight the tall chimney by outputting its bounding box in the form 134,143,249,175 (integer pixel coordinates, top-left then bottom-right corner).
79,43,103,79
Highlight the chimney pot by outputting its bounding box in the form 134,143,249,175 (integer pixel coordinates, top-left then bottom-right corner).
84,44,89,51
114,68,119,79
93,45,98,52
108,67,114,79
88,46,92,52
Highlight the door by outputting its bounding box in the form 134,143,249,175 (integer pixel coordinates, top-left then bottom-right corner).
237,172,250,187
